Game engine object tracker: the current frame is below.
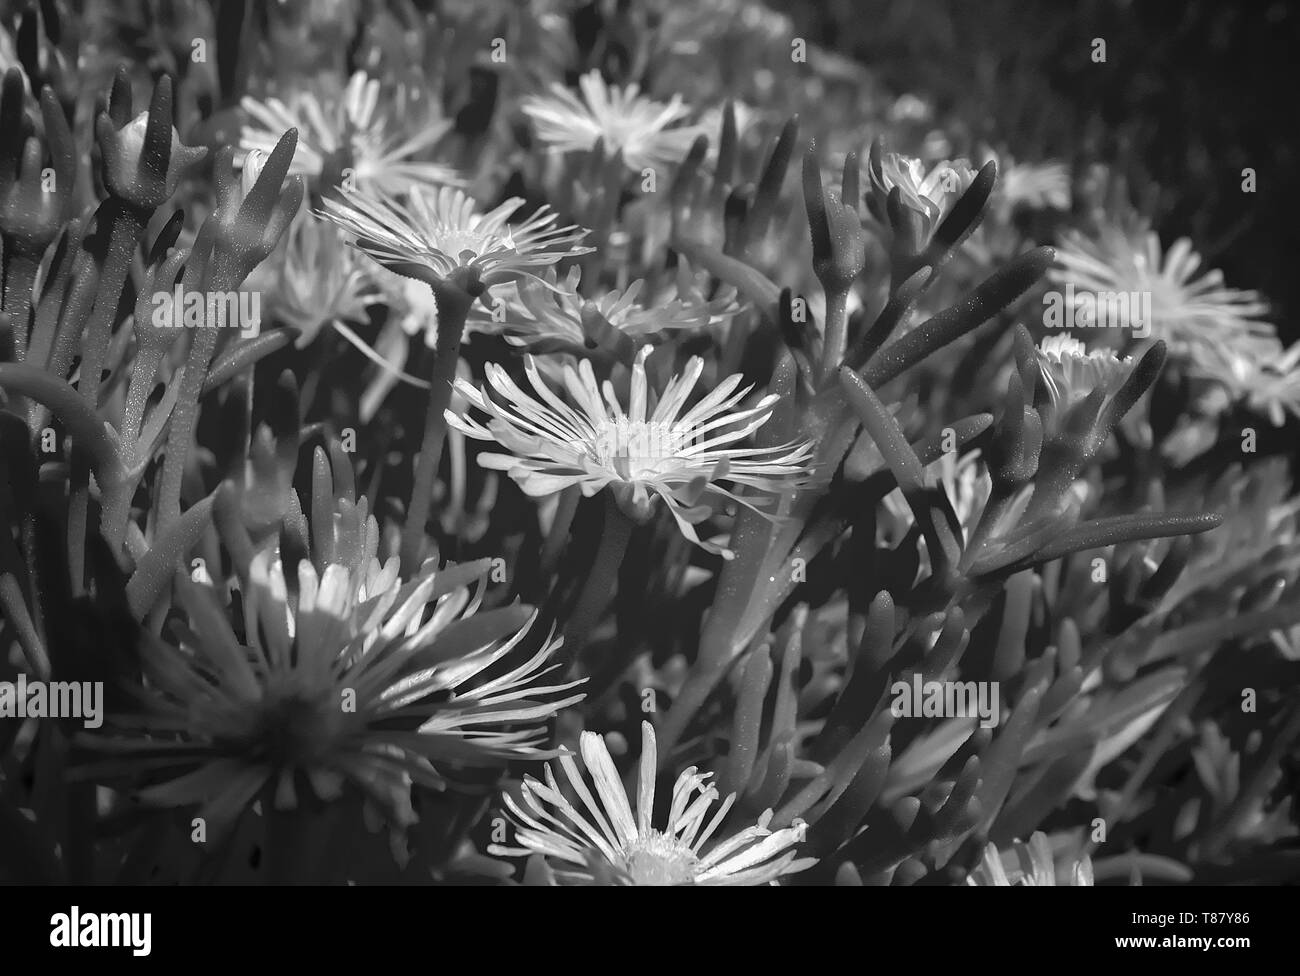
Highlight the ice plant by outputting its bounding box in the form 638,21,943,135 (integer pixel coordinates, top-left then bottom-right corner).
868,150,979,244
490,721,813,885
1036,333,1133,408
446,346,813,556
448,345,811,656
239,71,461,196
265,210,380,348
319,185,593,290
2,0,1297,896
521,69,702,172
97,94,208,213
1051,223,1273,356
320,183,594,573
480,265,741,356
992,155,1071,215
863,143,992,286
79,552,583,840
1189,335,1300,427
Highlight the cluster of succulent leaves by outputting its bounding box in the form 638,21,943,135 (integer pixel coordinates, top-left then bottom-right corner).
0,0,1297,884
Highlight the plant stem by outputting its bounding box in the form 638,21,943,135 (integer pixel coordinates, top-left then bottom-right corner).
539,485,580,575
1,248,39,359
125,491,217,619
657,664,724,766
80,204,147,412
399,277,476,576
155,322,218,532
820,286,848,381
155,227,261,534
0,568,47,678
562,493,635,664
104,341,169,552
29,248,99,436
263,790,314,884
68,203,147,582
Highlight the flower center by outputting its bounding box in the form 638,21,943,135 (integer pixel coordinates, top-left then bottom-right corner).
621,832,700,886
434,229,488,260
592,420,692,479
241,675,347,767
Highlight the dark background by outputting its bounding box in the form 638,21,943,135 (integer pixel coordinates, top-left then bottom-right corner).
775,0,1300,342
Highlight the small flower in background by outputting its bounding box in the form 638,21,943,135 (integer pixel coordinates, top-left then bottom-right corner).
521,69,702,172
966,832,1094,886
647,0,792,56
265,210,380,348
1051,223,1274,356
490,721,814,885
373,264,447,349
1159,458,1300,612
445,346,814,556
79,552,583,837
239,71,462,196
1190,335,1300,427
1036,333,1133,409
990,153,1071,215
1186,723,1296,852
475,263,742,353
319,185,593,291
888,93,934,124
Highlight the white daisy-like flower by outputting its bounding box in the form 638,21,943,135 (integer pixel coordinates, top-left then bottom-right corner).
869,152,978,239
319,185,593,290
965,832,1094,886
476,264,741,352
1161,458,1300,610
266,210,380,348
888,93,934,124
490,721,814,885
239,71,461,196
1190,335,1300,428
992,154,1071,215
445,346,814,557
521,69,702,172
79,551,583,837
1051,224,1273,355
1238,344,1300,428
1036,333,1133,408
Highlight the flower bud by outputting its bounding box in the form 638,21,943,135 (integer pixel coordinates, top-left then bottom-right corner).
96,76,207,212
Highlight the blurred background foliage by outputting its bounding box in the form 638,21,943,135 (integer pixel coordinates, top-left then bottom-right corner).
777,0,1300,347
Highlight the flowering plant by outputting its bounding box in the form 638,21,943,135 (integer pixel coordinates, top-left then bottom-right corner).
0,0,1294,893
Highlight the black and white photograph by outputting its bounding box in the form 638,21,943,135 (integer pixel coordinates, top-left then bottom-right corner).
0,0,1296,949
